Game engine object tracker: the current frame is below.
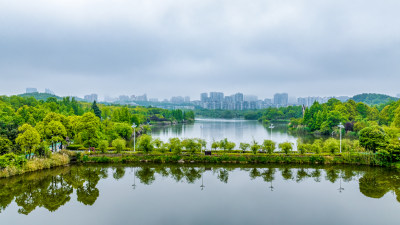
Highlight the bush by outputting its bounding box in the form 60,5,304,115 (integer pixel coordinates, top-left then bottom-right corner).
98,140,109,153
279,142,293,155
112,138,126,153
262,140,276,154
324,138,339,154
67,144,84,150
137,134,154,154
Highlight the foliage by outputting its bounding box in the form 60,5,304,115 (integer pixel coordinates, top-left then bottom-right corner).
261,140,276,154
250,140,260,154
239,142,250,152
168,138,182,155
279,142,293,155
98,140,109,153
112,138,126,153
359,126,387,152
137,134,153,153
0,137,12,155
15,124,41,158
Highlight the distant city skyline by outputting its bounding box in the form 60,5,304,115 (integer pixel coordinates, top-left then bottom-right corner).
21,87,398,104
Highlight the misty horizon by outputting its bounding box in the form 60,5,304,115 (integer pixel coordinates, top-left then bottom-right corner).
1,1,400,100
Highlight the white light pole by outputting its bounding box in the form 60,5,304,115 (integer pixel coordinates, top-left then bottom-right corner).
132,123,137,152
269,124,275,149
338,122,345,153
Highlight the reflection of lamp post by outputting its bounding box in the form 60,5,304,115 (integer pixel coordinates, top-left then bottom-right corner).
269,181,274,191
338,122,345,153
200,172,205,191
269,124,275,150
132,167,136,190
132,123,137,152
338,173,344,193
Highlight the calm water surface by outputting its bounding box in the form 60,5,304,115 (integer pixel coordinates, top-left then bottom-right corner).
151,118,303,149
1,164,399,225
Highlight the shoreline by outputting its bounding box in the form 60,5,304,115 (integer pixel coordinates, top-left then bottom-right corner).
1,151,398,179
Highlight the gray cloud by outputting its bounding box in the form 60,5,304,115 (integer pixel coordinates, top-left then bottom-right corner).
0,0,399,100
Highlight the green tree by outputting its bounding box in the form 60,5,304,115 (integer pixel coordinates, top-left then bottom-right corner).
98,140,109,153
0,137,12,155
112,138,126,153
226,142,236,151
324,138,339,154
91,101,102,119
279,142,293,155
77,112,101,148
182,138,201,154
250,140,260,154
15,124,41,158
359,126,387,152
262,140,276,154
168,138,182,155
239,142,250,153
211,140,219,150
137,134,153,153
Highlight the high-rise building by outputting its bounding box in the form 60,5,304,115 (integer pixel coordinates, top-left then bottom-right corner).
209,92,224,102
136,94,148,101
149,98,159,102
274,93,288,106
184,96,190,103
45,88,55,95
119,95,130,102
26,88,38,94
233,93,244,102
84,94,98,102
200,93,208,102
170,96,184,103
244,95,258,102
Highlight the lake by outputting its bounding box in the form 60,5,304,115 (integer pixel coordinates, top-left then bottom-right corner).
151,118,307,150
1,164,399,225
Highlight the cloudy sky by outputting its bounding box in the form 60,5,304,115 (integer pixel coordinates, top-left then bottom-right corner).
1,0,399,100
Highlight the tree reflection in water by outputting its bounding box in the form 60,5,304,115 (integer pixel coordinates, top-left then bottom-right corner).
1,164,400,214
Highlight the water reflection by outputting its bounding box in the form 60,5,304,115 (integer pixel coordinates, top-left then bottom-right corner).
151,119,301,149
1,164,400,215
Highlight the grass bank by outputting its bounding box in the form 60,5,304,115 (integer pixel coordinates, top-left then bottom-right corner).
0,153,70,178
79,151,400,168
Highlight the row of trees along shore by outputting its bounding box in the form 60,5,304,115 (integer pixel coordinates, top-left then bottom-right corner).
0,95,194,169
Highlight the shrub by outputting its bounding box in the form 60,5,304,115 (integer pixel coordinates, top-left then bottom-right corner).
262,140,276,154
137,134,154,154
250,140,260,154
324,138,339,154
279,142,293,155
239,142,250,153
98,140,109,153
112,138,126,153
67,144,84,150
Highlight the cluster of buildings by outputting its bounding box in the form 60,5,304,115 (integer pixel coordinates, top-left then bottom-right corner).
26,88,55,95
194,92,351,110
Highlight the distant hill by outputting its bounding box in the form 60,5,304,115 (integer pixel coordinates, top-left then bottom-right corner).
351,93,398,105
18,93,85,102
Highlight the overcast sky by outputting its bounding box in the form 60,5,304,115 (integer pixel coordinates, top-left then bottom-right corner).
1,0,399,100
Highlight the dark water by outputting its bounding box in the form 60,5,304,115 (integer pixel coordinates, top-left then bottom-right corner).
1,164,399,225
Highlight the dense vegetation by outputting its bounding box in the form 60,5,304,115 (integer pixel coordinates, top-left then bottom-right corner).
0,95,194,170
351,93,398,106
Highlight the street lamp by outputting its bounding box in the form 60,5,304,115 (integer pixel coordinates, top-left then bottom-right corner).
132,123,137,152
338,122,345,153
269,124,275,150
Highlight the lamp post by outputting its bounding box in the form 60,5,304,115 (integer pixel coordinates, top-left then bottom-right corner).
132,123,137,152
338,122,345,153
269,124,275,150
